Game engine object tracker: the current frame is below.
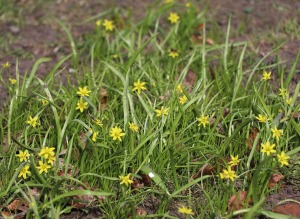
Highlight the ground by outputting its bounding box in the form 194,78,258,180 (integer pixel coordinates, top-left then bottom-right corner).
0,0,299,218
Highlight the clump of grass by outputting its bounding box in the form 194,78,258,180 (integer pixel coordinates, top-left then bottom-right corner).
0,1,299,218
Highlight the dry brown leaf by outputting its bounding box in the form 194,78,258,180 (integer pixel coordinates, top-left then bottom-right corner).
99,88,108,110
6,199,28,212
247,128,260,150
192,35,215,45
25,187,40,199
272,202,300,217
184,70,197,87
228,191,252,212
70,185,105,209
1,210,13,217
268,173,284,188
135,206,147,216
132,172,152,190
191,163,217,180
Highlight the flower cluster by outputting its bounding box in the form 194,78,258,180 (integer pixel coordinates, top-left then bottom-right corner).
220,155,240,182
76,86,91,113
16,146,56,179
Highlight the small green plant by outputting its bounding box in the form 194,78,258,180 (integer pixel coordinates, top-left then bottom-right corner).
0,1,299,218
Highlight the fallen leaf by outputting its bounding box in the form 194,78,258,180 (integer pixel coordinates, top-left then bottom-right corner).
247,128,260,150
268,173,284,188
25,187,40,199
191,163,217,180
6,199,28,212
132,172,152,190
272,202,300,217
99,88,108,110
192,35,214,45
70,185,105,209
1,210,13,217
184,70,197,87
135,206,147,216
228,191,252,212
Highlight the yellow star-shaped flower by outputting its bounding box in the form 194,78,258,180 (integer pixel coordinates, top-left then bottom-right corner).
155,106,169,117
228,155,240,166
16,150,30,162
277,151,290,167
18,165,30,179
76,98,88,113
39,147,55,159
271,127,283,141
103,19,114,31
197,115,210,127
26,116,39,128
110,126,125,141
261,141,276,156
179,95,187,105
128,122,139,132
178,206,194,215
76,86,91,97
168,12,180,24
37,161,51,174
169,50,179,58
220,166,237,181
261,70,271,81
119,173,133,187
255,114,268,123
132,79,147,94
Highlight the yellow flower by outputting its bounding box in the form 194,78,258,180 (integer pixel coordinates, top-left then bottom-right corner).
41,99,49,106
9,78,17,85
179,95,187,105
26,116,39,128
18,165,30,179
103,19,114,31
279,88,288,97
16,150,30,162
37,161,51,174
256,114,268,123
76,98,88,113
110,126,125,141
76,86,91,97
197,115,210,127
228,155,240,166
132,79,147,94
2,61,10,68
169,50,179,58
186,2,191,7
168,12,180,24
119,173,133,187
94,118,103,127
129,122,139,132
164,0,173,3
155,106,169,117
277,151,290,167
96,20,102,26
261,70,271,81
47,154,56,166
261,141,276,156
39,147,55,159
286,98,292,105
178,206,194,215
220,166,237,181
92,131,99,142
176,84,183,93
271,127,283,141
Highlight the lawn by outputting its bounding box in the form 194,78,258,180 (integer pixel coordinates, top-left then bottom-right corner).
0,0,300,218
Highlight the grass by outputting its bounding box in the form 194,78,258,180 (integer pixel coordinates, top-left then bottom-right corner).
0,1,300,218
